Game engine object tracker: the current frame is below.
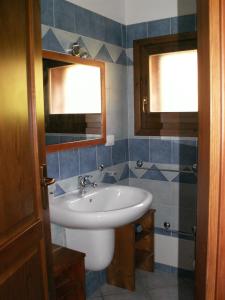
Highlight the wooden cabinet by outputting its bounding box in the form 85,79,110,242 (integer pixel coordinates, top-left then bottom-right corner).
107,209,155,291
52,245,86,300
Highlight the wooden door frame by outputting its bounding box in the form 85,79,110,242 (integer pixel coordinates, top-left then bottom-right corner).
196,0,225,298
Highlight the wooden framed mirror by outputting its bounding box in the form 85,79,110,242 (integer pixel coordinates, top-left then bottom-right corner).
42,50,106,152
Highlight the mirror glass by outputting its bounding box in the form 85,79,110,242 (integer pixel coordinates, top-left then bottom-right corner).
43,51,106,151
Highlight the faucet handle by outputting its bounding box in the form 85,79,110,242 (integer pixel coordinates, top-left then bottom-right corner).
99,164,104,171
84,174,93,179
91,182,98,188
83,175,93,183
80,175,93,185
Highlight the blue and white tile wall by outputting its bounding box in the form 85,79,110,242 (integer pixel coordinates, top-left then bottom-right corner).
41,0,197,295
125,14,197,274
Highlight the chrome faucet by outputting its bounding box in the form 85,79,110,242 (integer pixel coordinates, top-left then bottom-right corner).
78,175,97,193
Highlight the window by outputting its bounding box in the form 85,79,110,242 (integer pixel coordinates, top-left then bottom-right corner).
134,33,198,136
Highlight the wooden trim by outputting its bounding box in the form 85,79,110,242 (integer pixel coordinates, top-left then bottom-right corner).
133,32,198,137
31,2,55,298
47,136,106,153
42,50,106,153
42,50,105,69
196,0,225,298
0,221,43,283
26,1,50,299
215,0,225,298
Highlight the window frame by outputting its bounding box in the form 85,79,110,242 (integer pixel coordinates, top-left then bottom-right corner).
133,32,198,137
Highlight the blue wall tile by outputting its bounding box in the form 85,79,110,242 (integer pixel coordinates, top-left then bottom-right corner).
41,0,196,50
155,262,194,278
41,0,54,26
47,152,59,180
59,149,79,179
76,6,106,42
80,146,97,174
86,270,106,297
54,0,75,32
59,135,76,143
85,271,101,297
90,13,107,42
148,18,171,37
154,227,172,237
46,135,60,145
171,141,197,165
150,139,172,164
129,138,149,161
171,15,196,34
97,145,112,167
122,24,127,48
126,22,148,48
75,5,92,37
112,140,128,164
105,18,122,46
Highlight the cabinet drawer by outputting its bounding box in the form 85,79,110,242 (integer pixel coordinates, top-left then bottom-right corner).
52,245,85,300
55,279,84,300
54,262,84,288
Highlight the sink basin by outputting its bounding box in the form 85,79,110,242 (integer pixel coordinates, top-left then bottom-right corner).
50,184,152,229
50,184,152,271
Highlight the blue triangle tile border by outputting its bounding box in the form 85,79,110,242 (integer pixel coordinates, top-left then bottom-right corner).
172,172,197,184
141,165,168,181
102,174,117,184
54,183,66,196
76,36,91,58
95,44,114,63
42,29,65,53
119,164,129,180
129,168,137,178
116,50,133,66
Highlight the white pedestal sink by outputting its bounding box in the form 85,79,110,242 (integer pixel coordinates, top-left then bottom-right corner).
50,184,152,270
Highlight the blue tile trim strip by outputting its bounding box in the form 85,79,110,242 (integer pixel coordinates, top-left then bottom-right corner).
155,262,194,279
41,0,196,49
154,227,195,241
47,138,198,183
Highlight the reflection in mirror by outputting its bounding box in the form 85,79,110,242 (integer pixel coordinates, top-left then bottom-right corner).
49,64,101,114
42,51,106,152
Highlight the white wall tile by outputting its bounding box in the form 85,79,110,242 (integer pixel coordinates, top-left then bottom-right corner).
155,234,195,270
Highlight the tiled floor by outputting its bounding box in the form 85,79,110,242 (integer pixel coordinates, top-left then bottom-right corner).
87,270,194,300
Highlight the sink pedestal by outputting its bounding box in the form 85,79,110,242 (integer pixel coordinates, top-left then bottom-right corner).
65,228,115,271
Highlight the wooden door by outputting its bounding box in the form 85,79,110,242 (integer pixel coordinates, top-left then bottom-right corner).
0,0,51,299
196,0,225,298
